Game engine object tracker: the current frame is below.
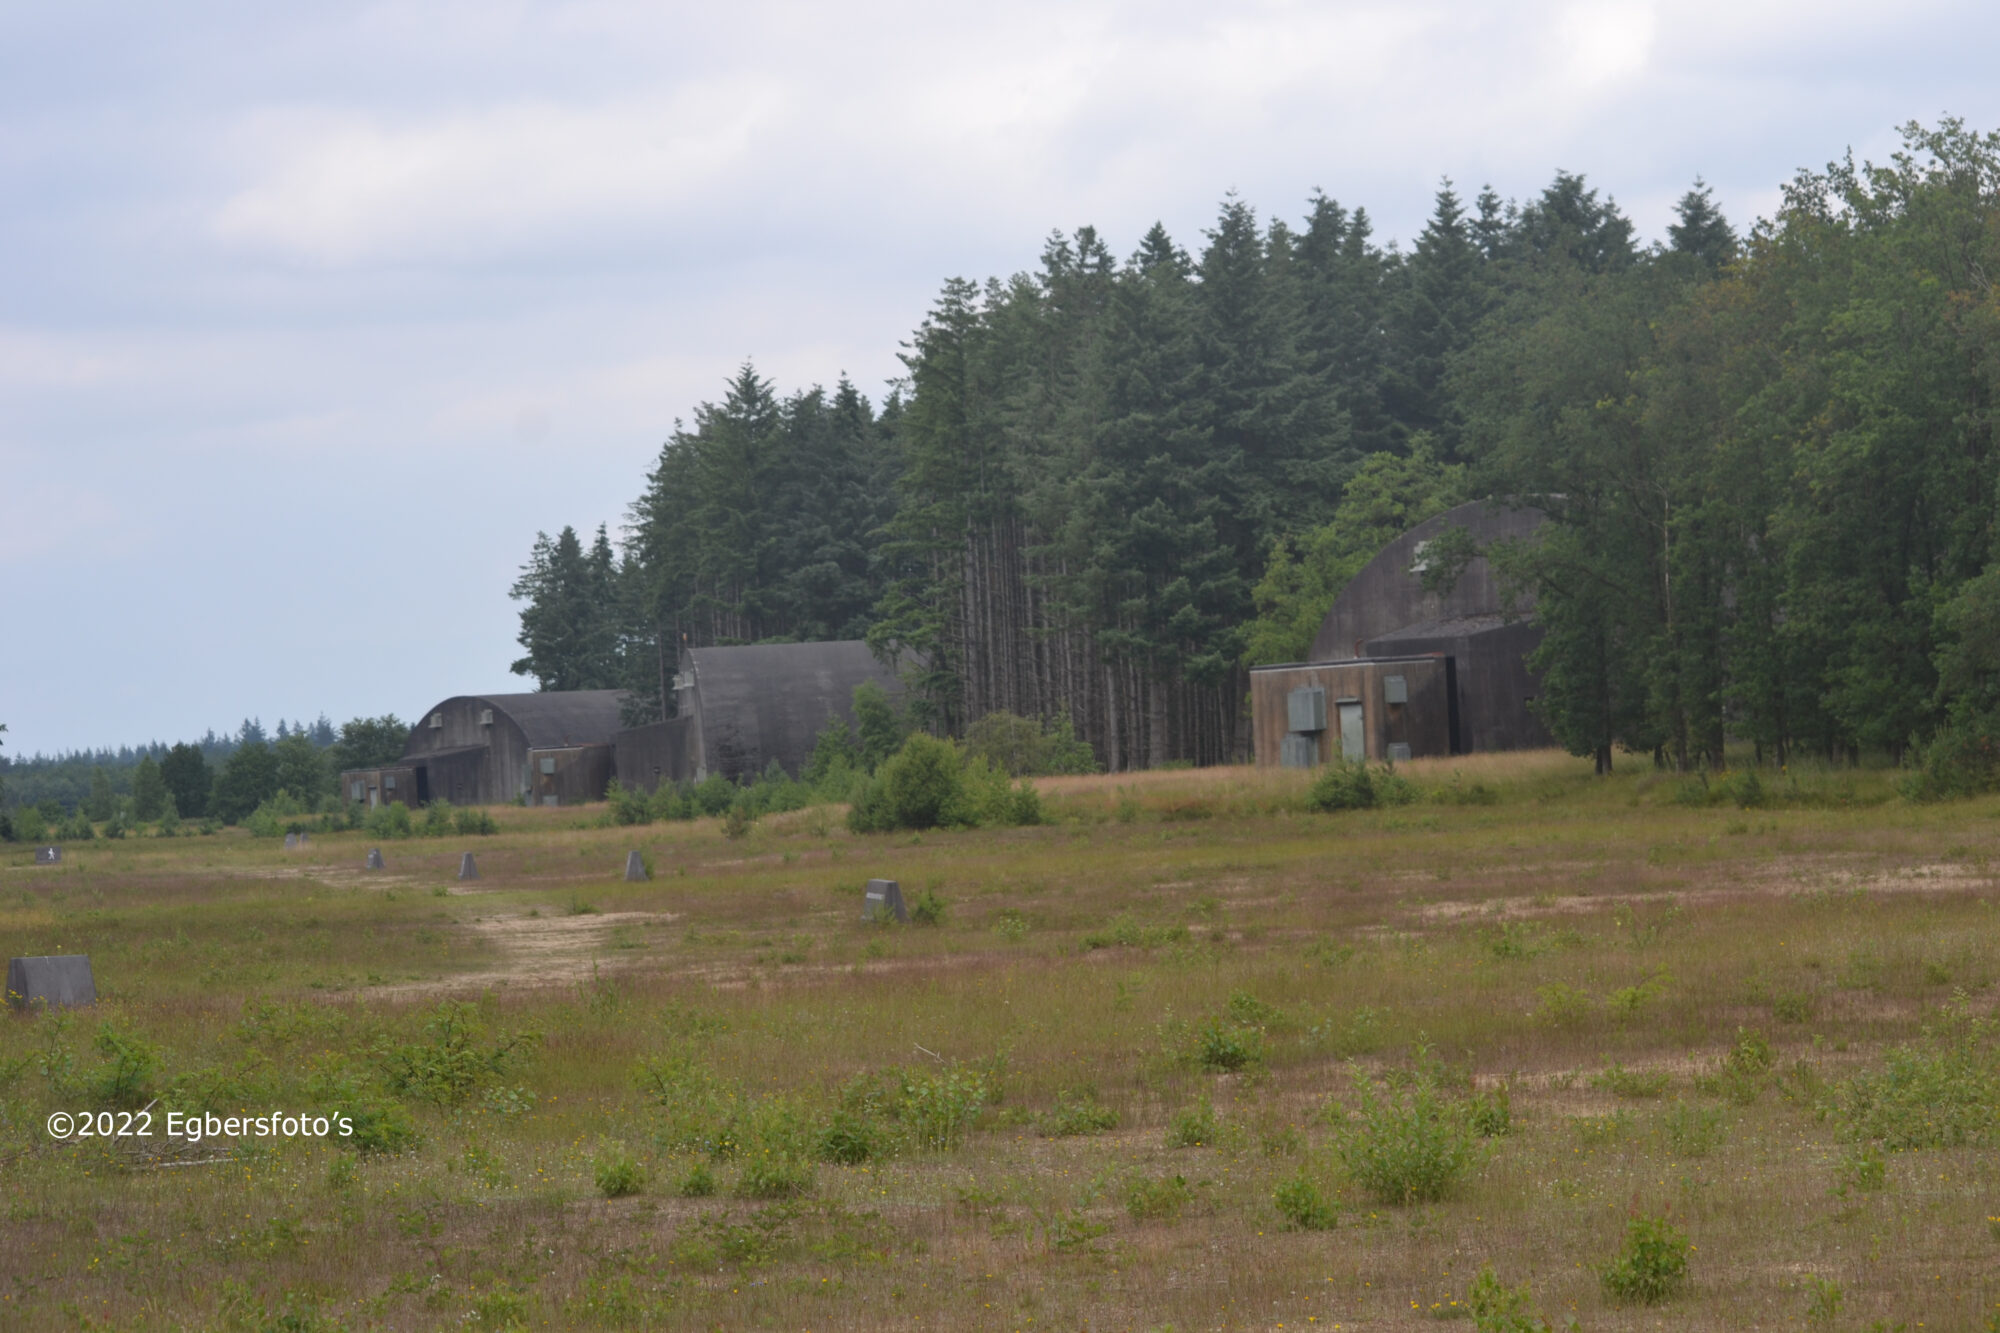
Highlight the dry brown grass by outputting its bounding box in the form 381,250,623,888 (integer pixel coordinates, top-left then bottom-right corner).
2,754,1997,1329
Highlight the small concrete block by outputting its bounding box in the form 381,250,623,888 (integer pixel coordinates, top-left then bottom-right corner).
7,955,95,1009
863,878,907,923
366,847,385,870
624,850,649,882
458,852,479,881
298,832,309,847
284,833,298,851
34,845,61,865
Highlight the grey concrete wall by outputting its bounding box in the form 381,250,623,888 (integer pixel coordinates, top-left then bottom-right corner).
1364,618,1552,753
613,717,699,791
684,642,904,781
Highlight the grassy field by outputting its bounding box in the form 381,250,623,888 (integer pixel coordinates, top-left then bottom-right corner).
3,751,1998,1331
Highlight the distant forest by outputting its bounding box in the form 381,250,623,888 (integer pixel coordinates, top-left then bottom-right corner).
0,717,407,819
511,121,2000,780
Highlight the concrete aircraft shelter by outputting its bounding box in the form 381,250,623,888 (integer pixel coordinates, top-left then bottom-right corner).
342,690,625,808
614,641,906,788
341,641,909,808
1254,499,1553,767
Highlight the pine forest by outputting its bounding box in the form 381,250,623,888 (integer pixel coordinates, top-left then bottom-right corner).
510,120,2000,783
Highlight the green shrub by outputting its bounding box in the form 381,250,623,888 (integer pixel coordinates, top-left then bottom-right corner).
1727,1026,1774,1076
594,1146,645,1198
1717,768,1765,808
419,798,456,836
12,806,47,844
1330,1055,1477,1205
1124,1173,1194,1222
1190,1019,1266,1073
678,1161,717,1196
963,710,1099,776
1833,1144,1885,1193
307,1065,417,1155
1467,1264,1548,1333
899,1064,990,1151
375,1002,540,1107
1467,1084,1512,1138
453,806,498,835
1082,914,1189,950
1591,1063,1669,1099
1899,715,2000,801
1535,983,1593,1026
734,1149,814,1199
1272,1170,1339,1230
880,733,963,828
1037,1088,1118,1137
1307,759,1376,811
815,1108,879,1164
636,1051,742,1158
1659,1100,1725,1157
605,779,651,825
1834,1000,1999,1149
692,774,737,817
1599,1212,1689,1304
1165,1097,1220,1148
908,887,947,926
364,802,413,839
1772,990,1816,1023
90,1024,160,1108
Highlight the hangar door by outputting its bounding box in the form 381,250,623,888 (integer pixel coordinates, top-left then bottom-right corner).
1337,701,1364,762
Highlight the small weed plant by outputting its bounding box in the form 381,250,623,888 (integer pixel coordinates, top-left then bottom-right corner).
594,1146,645,1198
1124,1173,1194,1222
1037,1088,1118,1137
1272,1169,1339,1230
1467,1264,1557,1333
1600,1212,1689,1305
1165,1098,1220,1148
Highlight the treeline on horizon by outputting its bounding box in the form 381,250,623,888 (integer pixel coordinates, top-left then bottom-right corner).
0,716,409,820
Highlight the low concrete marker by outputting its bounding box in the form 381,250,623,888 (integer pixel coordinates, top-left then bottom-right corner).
366,847,385,870
7,955,95,1009
624,850,649,882
284,833,298,851
863,878,907,923
458,852,479,881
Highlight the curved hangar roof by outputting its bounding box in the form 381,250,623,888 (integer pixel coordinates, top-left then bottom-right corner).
409,690,628,751
1308,500,1546,663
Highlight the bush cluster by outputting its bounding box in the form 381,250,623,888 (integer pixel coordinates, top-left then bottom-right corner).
846,734,1043,833
1305,757,1421,811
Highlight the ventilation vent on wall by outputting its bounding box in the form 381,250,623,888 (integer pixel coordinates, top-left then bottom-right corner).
539,757,556,775
480,709,493,725
1279,734,1318,769
1384,675,1408,705
1286,687,1327,733
429,712,443,728
384,775,397,790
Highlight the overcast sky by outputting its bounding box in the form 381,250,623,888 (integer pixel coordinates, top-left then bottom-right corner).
3,0,1995,756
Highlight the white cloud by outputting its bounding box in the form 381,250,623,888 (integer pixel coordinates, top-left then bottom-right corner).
1559,2,1657,87
213,79,787,263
